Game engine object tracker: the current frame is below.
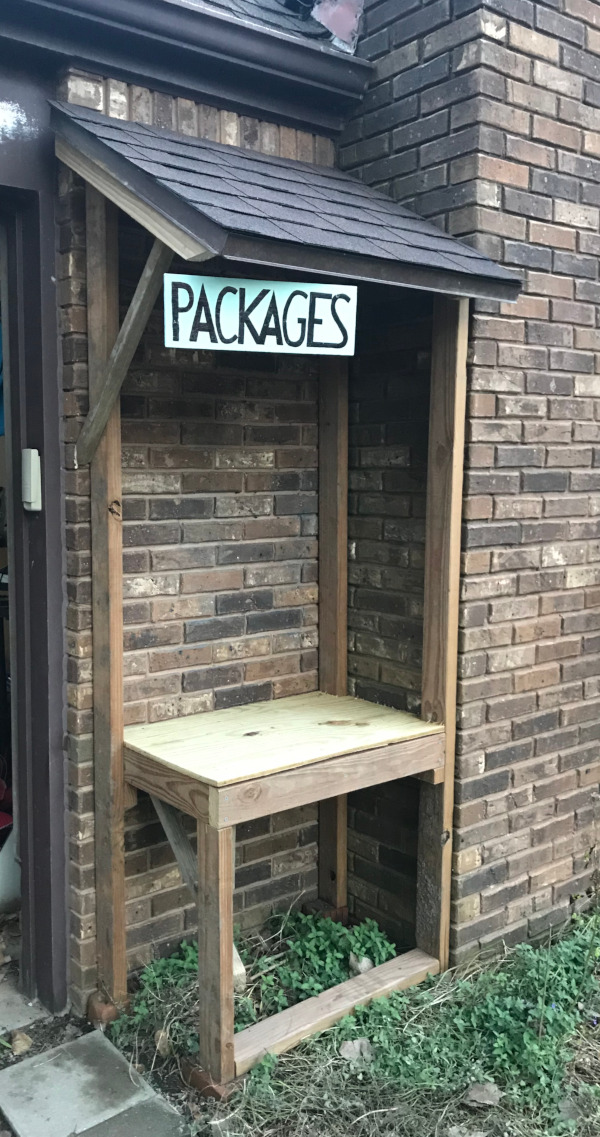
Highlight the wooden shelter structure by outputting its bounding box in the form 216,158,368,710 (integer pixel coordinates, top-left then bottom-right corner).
52,101,519,1087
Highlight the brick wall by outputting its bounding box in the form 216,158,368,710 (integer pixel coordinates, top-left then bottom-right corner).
58,70,335,165
345,290,433,949
61,74,332,1010
119,231,319,725
342,0,600,961
348,291,432,715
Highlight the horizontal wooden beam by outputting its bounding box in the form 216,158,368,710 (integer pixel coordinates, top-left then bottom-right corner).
234,949,440,1075
414,767,445,785
76,237,174,466
124,747,209,819
210,731,445,828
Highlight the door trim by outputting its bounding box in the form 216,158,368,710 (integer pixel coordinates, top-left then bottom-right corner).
0,195,67,1012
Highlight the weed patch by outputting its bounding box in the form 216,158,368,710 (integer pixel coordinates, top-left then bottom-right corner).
110,912,600,1137
110,911,395,1059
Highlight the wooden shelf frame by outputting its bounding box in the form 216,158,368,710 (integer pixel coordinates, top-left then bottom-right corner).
124,713,444,827
79,174,469,1082
124,711,444,1083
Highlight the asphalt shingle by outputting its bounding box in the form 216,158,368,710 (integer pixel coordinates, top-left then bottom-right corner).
52,102,520,299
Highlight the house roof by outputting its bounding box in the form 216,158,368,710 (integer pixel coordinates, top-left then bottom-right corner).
52,102,521,302
174,0,334,47
5,0,371,134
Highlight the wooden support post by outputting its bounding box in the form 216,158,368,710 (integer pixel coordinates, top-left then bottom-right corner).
416,295,469,971
319,357,348,697
87,185,127,1003
318,357,349,913
197,821,235,1084
318,795,348,909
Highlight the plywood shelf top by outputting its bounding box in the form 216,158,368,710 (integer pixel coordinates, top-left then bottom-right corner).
123,692,443,788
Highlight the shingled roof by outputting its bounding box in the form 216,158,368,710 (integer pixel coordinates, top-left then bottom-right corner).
178,0,333,46
52,102,520,302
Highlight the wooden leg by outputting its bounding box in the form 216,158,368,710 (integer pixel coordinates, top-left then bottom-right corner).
318,795,348,910
197,821,235,1084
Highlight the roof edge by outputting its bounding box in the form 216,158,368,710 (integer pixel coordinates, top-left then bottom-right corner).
52,103,229,257
223,233,522,303
4,0,372,134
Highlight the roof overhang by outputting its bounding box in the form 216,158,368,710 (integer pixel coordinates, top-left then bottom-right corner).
53,102,522,303
2,0,371,133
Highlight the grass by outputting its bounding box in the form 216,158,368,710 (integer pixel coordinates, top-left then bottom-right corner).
109,910,600,1137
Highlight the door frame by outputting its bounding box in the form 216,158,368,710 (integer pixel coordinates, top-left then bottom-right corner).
0,192,67,1012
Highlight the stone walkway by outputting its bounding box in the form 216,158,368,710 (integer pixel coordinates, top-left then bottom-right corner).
0,1031,190,1137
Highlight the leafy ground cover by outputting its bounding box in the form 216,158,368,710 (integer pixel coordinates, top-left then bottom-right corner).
111,911,396,1057
110,910,600,1137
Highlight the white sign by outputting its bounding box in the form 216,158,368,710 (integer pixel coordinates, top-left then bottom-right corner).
164,274,357,355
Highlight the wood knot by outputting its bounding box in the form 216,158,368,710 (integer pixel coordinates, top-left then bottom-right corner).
108,499,122,519
241,784,262,801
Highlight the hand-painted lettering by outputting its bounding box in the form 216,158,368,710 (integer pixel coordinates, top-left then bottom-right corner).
164,275,357,356
171,282,194,342
190,284,218,344
238,287,269,345
282,290,308,348
215,286,238,344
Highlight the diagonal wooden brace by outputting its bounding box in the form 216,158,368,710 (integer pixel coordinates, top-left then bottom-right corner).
150,796,247,992
76,237,174,467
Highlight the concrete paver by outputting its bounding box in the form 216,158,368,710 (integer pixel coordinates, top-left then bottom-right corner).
81,1099,190,1135
0,969,48,1033
0,1031,155,1137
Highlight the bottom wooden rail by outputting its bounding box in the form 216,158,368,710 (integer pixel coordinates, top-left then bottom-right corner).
234,948,439,1076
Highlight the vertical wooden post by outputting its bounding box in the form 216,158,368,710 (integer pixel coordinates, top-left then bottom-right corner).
197,821,235,1084
318,357,349,910
416,296,469,970
318,795,348,908
87,186,127,1002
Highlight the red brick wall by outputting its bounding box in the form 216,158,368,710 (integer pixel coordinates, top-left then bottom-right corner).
343,0,600,961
